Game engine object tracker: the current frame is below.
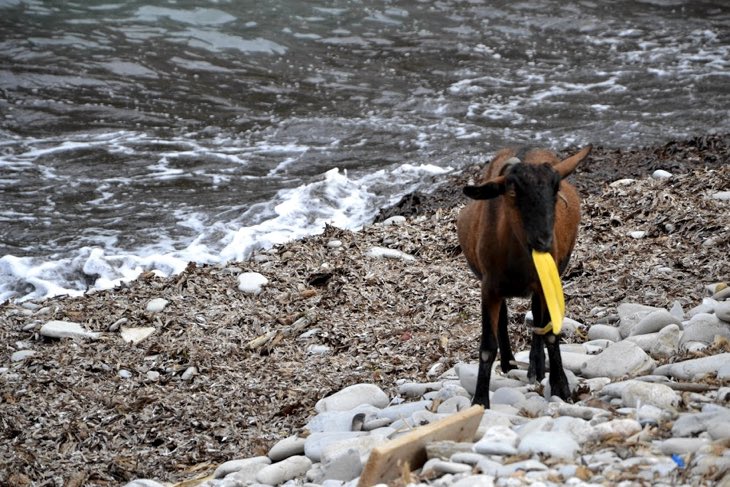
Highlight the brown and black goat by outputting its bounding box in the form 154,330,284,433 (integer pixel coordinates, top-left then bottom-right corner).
457,146,592,407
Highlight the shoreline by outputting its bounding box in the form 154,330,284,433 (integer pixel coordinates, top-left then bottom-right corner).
1,135,728,485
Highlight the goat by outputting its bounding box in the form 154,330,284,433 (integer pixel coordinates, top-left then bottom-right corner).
457,145,592,407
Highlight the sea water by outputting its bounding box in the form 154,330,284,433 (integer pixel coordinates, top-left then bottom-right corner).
1,0,728,301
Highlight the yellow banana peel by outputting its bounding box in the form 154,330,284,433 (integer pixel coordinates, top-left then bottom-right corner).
532,251,565,335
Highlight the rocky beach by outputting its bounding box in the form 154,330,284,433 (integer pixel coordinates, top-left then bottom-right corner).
1,136,729,486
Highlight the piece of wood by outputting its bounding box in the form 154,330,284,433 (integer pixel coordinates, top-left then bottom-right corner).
358,405,484,487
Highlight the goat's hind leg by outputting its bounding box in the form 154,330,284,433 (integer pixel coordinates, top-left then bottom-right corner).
473,290,500,408
497,300,516,373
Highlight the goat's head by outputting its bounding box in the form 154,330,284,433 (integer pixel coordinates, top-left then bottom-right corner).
463,146,591,253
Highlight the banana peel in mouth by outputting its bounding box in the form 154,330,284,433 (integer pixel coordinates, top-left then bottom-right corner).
531,250,565,335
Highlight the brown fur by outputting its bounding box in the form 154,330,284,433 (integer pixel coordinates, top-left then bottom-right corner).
457,145,592,407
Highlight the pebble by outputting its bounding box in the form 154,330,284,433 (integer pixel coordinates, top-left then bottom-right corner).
366,246,415,261
617,303,662,338
629,309,681,336
181,366,197,381
382,215,407,226
145,298,169,313
473,425,519,455
39,320,100,340
126,291,730,487
213,456,271,479
10,350,36,362
620,380,679,410
314,384,389,413
680,313,730,349
587,324,621,342
120,326,156,345
518,430,580,460
715,300,730,322
580,340,655,378
256,456,312,485
652,169,673,179
237,272,269,295
655,353,730,380
269,436,306,462
711,190,730,201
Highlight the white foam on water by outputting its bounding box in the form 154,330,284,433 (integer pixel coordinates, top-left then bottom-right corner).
0,162,452,303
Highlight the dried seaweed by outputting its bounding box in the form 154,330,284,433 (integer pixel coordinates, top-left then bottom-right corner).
1,137,728,485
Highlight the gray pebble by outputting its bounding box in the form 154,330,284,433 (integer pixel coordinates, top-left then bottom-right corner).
629,309,681,336
580,340,655,378
587,324,622,342
617,303,662,338
145,298,169,313
715,300,730,322
256,456,312,485
421,459,472,475
315,384,389,412
655,437,710,455
680,313,730,349
10,350,36,362
214,457,271,479
620,380,679,410
269,436,306,462
491,387,525,406
437,395,471,414
518,430,580,460
319,447,362,482
40,320,100,340
123,481,166,487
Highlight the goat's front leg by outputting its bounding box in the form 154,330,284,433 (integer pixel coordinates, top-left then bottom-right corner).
473,288,500,408
527,297,546,383
497,300,516,373
545,331,571,401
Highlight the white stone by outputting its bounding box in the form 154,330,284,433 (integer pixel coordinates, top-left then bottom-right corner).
450,475,495,487
715,301,730,322
315,384,389,413
628,230,646,239
238,272,268,294
711,191,730,201
672,408,730,439
118,369,132,379
648,324,681,359
455,362,478,396
304,432,367,462
422,458,472,475
491,387,525,406
580,340,655,379
629,310,681,336
123,481,166,487
327,239,343,248
120,326,156,345
654,437,710,455
255,455,312,485
382,215,406,226
145,298,169,313
680,312,730,349
437,395,471,414
652,169,673,179
610,178,636,187
473,425,519,456
590,419,642,441
39,320,100,340
516,416,554,439
377,400,431,421
620,381,680,410
551,416,594,444
559,352,590,374
213,456,271,479
518,430,579,460
181,366,197,381
269,435,306,461
366,246,415,261
618,303,663,338
307,405,380,433
658,353,730,380
11,350,36,362
670,301,685,320
146,371,159,381
587,324,621,342
320,446,362,481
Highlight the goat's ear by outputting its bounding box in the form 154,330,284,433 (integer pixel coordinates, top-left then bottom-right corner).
463,177,506,200
554,145,592,178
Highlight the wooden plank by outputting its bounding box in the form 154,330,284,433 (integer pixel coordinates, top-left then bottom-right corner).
358,405,484,487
